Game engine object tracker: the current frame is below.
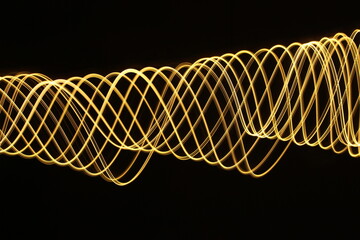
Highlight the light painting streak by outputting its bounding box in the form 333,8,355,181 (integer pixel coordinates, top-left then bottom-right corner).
1,29,360,185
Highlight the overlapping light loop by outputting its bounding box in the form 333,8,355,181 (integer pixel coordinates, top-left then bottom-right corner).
1,30,359,185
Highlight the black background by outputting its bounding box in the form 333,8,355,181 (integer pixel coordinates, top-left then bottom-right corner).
1,0,360,239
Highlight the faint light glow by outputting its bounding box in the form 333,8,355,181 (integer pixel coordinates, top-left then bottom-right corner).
1,29,359,185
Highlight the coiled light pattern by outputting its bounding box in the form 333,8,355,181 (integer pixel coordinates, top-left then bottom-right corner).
1,30,360,185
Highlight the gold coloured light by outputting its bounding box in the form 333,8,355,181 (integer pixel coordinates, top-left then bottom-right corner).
1,29,359,185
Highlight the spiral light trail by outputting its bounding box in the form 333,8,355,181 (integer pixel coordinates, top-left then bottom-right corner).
1,29,360,185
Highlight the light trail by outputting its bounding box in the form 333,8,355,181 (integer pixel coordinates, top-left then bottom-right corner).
1,29,359,185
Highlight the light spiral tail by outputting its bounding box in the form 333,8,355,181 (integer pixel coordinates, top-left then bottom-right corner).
1,30,360,185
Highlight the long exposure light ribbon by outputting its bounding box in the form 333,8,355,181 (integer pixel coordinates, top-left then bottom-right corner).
1,29,359,185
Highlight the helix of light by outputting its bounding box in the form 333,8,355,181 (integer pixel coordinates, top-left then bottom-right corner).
0,30,359,185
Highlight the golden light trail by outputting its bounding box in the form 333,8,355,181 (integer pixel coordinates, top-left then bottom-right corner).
1,29,359,185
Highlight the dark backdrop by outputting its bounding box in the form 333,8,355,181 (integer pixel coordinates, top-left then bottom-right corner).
1,0,360,239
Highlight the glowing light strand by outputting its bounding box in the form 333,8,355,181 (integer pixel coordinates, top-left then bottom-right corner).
0,29,359,185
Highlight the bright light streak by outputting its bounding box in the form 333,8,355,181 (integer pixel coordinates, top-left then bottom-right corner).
1,29,359,185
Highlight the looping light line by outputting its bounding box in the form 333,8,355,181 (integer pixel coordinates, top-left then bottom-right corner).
1,29,359,185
